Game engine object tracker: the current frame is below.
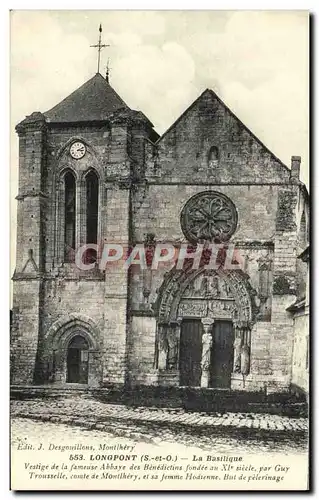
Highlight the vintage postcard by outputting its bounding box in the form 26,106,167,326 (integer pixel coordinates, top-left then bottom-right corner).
10,10,309,491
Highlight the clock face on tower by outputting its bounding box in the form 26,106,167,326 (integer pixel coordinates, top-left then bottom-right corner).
70,141,86,159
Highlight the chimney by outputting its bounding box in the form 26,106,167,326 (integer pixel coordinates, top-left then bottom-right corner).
290,156,301,182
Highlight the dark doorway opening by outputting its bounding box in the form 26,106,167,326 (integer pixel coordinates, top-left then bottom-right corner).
67,335,89,384
210,320,234,388
179,319,203,387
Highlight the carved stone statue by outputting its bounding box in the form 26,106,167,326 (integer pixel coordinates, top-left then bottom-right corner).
201,333,212,370
201,331,212,387
158,335,168,370
219,279,230,298
166,329,178,369
207,275,219,297
233,335,242,373
241,344,251,376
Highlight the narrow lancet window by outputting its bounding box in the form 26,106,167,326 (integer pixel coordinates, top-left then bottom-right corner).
64,171,76,262
86,170,99,263
299,210,306,247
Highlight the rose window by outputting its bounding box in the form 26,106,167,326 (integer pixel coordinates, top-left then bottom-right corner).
180,191,238,243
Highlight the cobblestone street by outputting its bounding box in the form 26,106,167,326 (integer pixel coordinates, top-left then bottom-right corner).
11,397,308,454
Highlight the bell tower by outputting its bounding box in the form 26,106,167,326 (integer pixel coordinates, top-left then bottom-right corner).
11,28,159,387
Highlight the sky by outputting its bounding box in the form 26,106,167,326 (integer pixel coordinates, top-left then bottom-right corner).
10,10,309,272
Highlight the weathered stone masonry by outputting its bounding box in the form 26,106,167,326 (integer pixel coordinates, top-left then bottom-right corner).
11,73,309,393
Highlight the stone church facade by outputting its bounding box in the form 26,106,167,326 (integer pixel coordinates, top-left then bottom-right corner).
11,72,309,393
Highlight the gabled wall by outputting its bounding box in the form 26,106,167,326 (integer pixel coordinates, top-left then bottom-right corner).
146,89,291,185
129,89,306,392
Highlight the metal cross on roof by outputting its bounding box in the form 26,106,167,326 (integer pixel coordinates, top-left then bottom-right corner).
90,24,110,74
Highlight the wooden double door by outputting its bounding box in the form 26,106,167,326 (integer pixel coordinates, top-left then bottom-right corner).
67,335,89,384
179,319,234,388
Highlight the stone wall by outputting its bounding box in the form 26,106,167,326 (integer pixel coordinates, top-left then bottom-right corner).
291,244,309,395
291,310,309,393
11,280,41,384
132,184,279,243
126,315,158,386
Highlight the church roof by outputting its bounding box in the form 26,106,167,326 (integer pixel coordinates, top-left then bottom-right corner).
44,73,129,123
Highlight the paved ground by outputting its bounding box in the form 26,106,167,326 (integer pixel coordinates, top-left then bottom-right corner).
11,397,308,454
10,397,308,431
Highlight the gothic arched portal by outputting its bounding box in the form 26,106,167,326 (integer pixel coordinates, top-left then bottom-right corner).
155,268,258,389
44,315,101,387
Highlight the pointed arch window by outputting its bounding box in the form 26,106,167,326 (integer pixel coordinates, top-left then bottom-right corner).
258,257,272,321
85,170,99,263
299,210,306,247
64,171,76,262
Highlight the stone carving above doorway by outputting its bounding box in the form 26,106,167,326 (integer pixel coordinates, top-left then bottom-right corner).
178,271,237,320
178,300,208,318
183,272,233,300
180,191,238,243
157,268,257,327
